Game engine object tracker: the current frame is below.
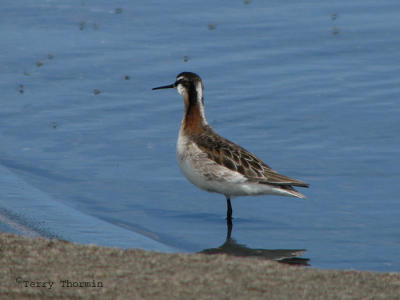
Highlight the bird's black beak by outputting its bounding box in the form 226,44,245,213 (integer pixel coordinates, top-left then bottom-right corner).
152,83,175,90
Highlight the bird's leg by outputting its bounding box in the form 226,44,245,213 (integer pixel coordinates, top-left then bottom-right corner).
226,196,233,221
226,214,233,240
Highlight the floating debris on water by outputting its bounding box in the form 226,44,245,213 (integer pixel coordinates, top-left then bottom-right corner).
208,23,216,30
124,75,130,80
36,60,44,67
18,84,24,94
79,21,86,31
93,89,101,95
184,55,189,62
332,26,340,36
79,21,99,31
115,8,123,14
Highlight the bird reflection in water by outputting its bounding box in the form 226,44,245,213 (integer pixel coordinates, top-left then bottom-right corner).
200,219,309,266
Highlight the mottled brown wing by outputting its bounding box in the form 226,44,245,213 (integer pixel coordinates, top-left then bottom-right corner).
193,126,309,188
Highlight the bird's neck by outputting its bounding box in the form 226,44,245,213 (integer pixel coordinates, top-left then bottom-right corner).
182,86,208,133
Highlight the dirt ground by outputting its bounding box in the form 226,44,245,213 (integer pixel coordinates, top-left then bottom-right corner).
1,232,399,299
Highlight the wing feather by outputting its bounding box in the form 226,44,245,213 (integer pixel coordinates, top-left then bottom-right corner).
193,126,309,188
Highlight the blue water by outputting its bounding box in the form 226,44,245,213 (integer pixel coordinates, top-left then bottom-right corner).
1,0,399,271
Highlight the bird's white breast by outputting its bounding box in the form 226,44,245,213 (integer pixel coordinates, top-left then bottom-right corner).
176,132,213,191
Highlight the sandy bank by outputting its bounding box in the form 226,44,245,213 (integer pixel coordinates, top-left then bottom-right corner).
1,232,399,299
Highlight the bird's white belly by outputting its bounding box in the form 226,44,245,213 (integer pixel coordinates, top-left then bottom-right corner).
177,154,245,196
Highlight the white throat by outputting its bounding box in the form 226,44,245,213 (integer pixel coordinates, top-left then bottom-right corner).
177,84,186,97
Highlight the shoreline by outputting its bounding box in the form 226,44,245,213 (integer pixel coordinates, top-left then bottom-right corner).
1,231,399,299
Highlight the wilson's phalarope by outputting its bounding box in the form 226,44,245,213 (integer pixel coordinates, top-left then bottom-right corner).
153,72,309,220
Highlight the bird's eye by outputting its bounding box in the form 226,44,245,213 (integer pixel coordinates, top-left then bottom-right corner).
175,79,184,85
176,76,186,84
